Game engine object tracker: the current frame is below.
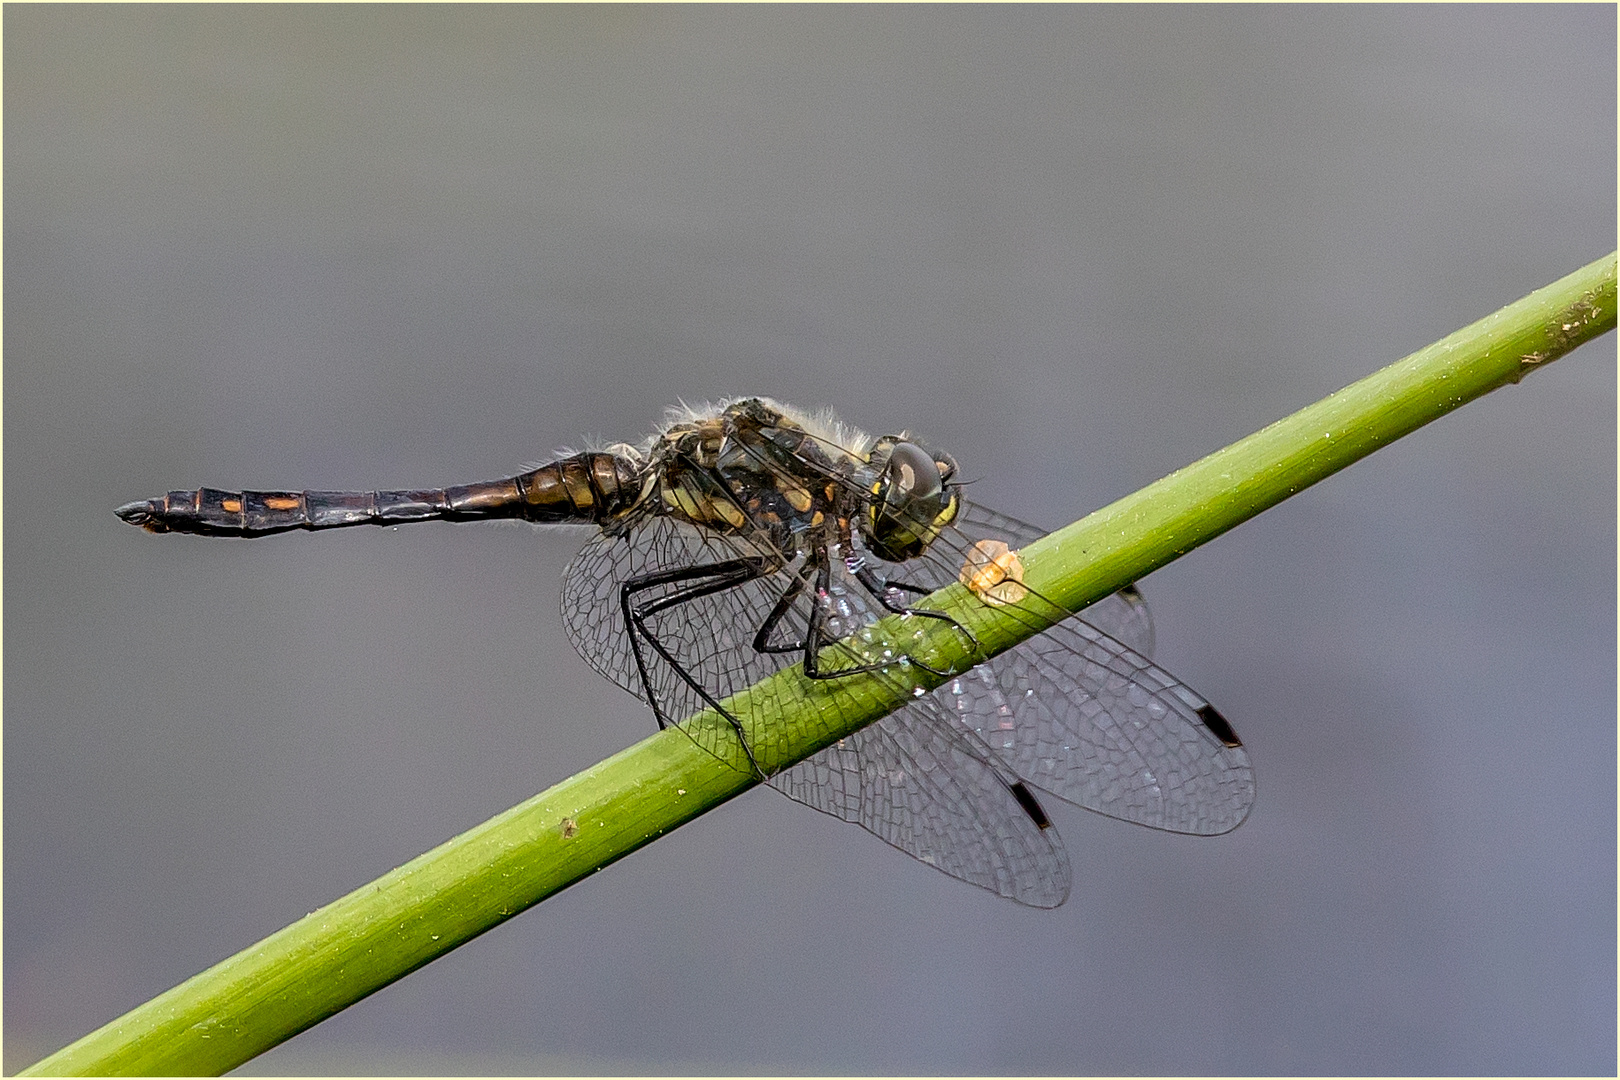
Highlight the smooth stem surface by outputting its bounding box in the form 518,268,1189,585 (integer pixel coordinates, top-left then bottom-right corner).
25,252,1614,1077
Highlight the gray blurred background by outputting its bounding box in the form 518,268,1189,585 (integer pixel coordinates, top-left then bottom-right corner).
6,6,1614,1075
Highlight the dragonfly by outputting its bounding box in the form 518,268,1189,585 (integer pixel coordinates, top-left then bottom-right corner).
116,396,1254,907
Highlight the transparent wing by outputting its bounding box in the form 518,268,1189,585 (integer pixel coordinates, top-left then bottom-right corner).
560,504,1079,902
772,690,1071,908
559,511,811,759
943,618,1254,835
768,543,1249,904
898,503,1252,832
765,496,1250,860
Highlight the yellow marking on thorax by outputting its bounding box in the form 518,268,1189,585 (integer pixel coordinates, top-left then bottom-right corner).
661,484,703,521
781,483,813,513
707,497,747,529
660,483,746,530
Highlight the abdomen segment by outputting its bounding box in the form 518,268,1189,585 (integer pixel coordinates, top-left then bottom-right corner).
115,452,642,537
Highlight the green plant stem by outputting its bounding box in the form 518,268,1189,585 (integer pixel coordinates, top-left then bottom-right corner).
25,252,1614,1077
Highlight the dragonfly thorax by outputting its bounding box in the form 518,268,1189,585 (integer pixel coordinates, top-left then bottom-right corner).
638,398,962,566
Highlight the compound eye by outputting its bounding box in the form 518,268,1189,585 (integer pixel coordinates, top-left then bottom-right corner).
885,442,942,506
867,439,957,563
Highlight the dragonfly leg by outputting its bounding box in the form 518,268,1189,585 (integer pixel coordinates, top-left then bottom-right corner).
748,553,867,678
620,558,773,779
752,550,976,682
750,559,815,657
778,554,963,681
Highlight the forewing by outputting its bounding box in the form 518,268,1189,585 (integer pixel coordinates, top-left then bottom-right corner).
944,617,1254,835
950,498,1047,551
773,691,1072,908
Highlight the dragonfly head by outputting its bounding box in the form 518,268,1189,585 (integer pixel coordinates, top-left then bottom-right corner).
864,437,960,562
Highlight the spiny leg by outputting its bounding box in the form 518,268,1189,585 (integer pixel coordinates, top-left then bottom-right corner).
751,558,815,658
756,549,968,681
620,558,773,779
751,551,871,677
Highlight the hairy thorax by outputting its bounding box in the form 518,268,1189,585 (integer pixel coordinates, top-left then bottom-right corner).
638,399,872,555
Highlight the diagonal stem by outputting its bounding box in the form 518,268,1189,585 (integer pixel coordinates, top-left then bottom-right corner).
24,252,1615,1077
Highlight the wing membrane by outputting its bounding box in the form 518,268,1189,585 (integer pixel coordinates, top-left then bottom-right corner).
944,619,1254,835
774,695,1071,908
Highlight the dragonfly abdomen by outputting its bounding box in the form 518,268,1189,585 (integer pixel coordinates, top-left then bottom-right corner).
115,452,643,537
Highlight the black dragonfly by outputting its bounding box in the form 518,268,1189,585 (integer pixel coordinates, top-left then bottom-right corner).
117,397,1254,907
